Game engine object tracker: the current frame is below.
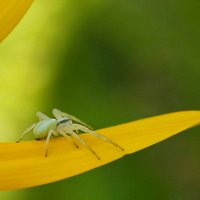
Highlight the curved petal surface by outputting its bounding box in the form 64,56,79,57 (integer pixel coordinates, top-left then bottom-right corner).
0,110,199,190
0,0,33,42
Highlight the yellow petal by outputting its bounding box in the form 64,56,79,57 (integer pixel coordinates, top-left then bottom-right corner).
0,111,199,190
0,0,33,42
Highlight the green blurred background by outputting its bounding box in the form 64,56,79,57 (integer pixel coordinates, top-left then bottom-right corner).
0,0,200,199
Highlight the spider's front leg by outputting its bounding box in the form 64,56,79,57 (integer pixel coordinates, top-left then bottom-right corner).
63,127,100,160
52,108,94,130
70,124,124,151
59,130,79,149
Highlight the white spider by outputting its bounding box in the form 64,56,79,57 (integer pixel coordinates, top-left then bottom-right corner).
17,108,124,159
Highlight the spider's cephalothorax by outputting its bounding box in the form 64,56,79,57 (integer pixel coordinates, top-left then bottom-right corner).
17,109,124,159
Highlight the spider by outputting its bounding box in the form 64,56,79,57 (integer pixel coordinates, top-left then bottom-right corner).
16,109,124,159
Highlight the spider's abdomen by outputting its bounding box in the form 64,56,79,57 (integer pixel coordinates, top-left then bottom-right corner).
33,118,57,140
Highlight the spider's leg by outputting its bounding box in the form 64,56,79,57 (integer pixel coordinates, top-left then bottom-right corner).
45,129,55,157
71,124,124,151
16,123,36,143
36,112,50,121
52,108,62,120
53,108,93,130
90,132,124,151
65,128,100,160
59,130,79,148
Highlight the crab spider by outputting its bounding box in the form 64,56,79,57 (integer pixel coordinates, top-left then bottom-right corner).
17,109,124,159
